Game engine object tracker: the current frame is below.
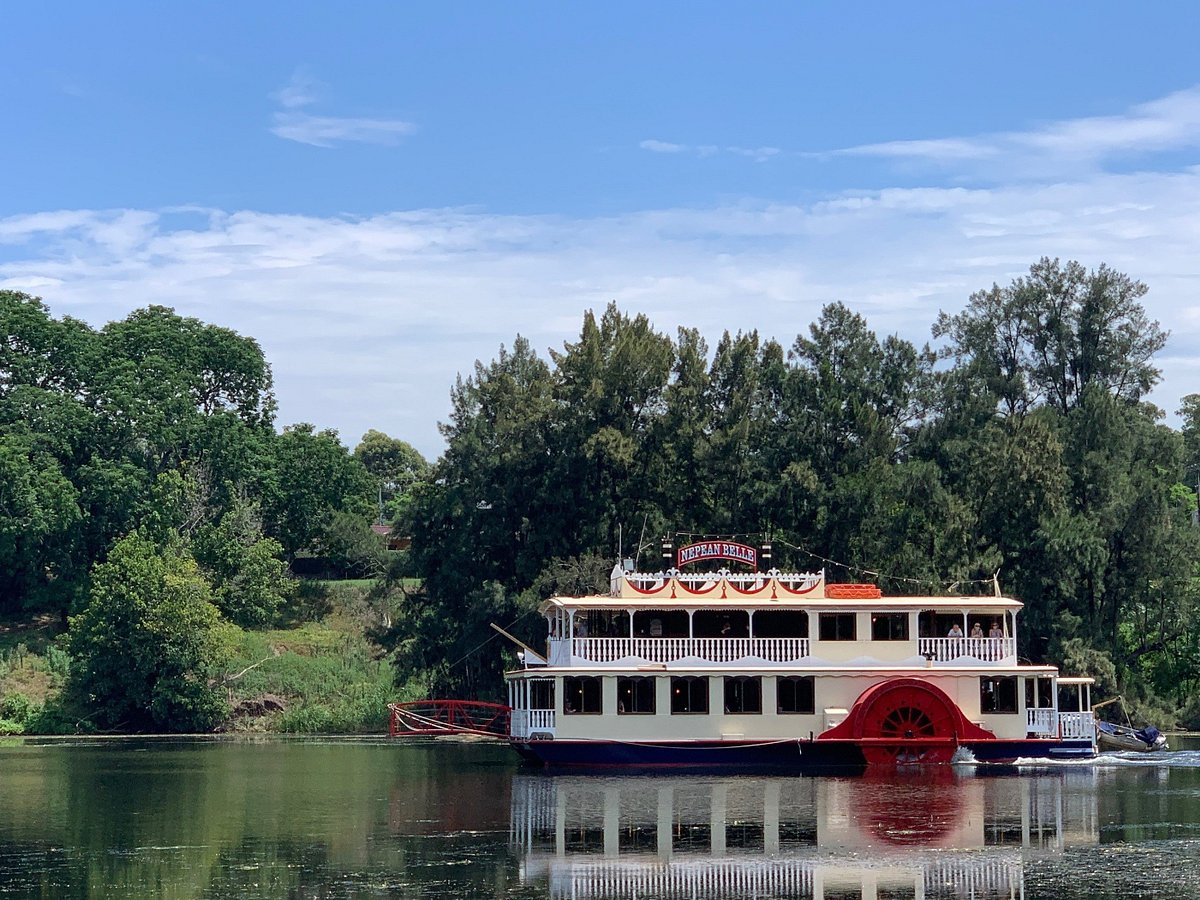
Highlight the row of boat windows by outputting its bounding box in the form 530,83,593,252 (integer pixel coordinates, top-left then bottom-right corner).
546,674,1055,716
562,675,817,716
566,610,1010,641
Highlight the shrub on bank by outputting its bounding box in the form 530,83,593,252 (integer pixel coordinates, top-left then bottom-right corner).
222,613,400,733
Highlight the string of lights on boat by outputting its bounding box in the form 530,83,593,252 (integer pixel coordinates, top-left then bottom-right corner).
662,531,1001,592
451,532,1004,672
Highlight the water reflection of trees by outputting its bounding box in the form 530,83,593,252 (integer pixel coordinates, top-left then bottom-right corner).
6,740,1200,898
0,739,522,898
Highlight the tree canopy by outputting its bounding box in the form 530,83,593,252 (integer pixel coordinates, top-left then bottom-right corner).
3,258,1199,730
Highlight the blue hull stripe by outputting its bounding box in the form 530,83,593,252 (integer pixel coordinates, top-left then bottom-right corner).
510,738,1094,770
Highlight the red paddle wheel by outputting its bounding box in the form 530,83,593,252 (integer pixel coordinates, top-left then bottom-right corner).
820,678,994,767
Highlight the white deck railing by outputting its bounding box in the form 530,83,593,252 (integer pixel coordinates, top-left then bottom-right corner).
568,636,810,664
552,636,1018,666
1026,707,1057,737
918,637,1015,663
1059,711,1095,740
1024,709,1095,741
511,708,556,739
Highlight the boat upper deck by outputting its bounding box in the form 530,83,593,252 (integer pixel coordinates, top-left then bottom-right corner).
532,566,1023,669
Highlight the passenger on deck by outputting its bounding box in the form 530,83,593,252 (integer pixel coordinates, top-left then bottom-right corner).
989,621,1003,639
947,623,964,639
970,622,984,638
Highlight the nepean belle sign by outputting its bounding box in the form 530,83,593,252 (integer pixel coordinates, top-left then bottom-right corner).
675,540,758,569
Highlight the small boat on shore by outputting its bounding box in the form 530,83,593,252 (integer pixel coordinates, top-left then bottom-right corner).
1091,696,1169,753
1096,720,1168,753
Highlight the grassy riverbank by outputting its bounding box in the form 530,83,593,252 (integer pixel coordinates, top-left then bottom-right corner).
0,579,420,735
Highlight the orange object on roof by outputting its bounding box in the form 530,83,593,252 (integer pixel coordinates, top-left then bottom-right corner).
825,583,883,599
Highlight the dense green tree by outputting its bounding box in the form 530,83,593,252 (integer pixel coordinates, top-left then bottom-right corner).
317,509,390,579
191,496,294,628
65,533,233,732
353,430,429,525
549,303,675,555
0,291,94,400
261,424,373,557
935,257,1167,416
410,336,557,598
0,433,81,612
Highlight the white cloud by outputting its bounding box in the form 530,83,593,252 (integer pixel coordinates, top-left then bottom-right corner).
640,139,686,153
639,140,781,162
271,113,417,148
834,85,1200,176
268,71,416,148
274,71,322,109
727,146,781,162
4,162,1200,458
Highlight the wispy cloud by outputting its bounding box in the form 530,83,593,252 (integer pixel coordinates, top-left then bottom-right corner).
833,85,1200,174
639,139,686,154
273,71,322,109
270,71,416,148
640,139,781,163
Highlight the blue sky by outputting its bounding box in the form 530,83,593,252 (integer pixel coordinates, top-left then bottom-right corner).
4,3,1200,457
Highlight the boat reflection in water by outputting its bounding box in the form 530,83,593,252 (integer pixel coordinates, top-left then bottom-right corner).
509,769,1099,899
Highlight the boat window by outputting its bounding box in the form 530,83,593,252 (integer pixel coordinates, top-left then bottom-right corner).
617,676,656,714
723,676,762,714
871,613,909,641
753,610,808,638
633,609,689,638
529,679,555,710
1024,676,1053,709
918,611,962,637
725,820,765,851
776,676,815,714
581,610,630,638
980,676,1019,714
563,676,602,714
818,613,856,641
672,822,711,854
694,610,749,638
1058,683,1084,712
670,676,709,714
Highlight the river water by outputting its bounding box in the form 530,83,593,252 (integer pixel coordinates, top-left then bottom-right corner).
1,736,1199,898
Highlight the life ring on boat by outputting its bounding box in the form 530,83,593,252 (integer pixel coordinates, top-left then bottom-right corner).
820,678,994,767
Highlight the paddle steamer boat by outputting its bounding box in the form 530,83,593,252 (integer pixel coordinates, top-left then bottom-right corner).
500,539,1096,770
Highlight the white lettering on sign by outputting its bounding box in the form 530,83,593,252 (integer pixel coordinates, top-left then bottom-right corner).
676,541,758,568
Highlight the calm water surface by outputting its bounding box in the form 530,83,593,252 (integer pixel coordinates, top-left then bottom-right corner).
1,736,1199,898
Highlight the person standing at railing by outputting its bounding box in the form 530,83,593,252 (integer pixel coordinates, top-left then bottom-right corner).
989,621,1003,639
947,623,964,639
970,622,984,639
